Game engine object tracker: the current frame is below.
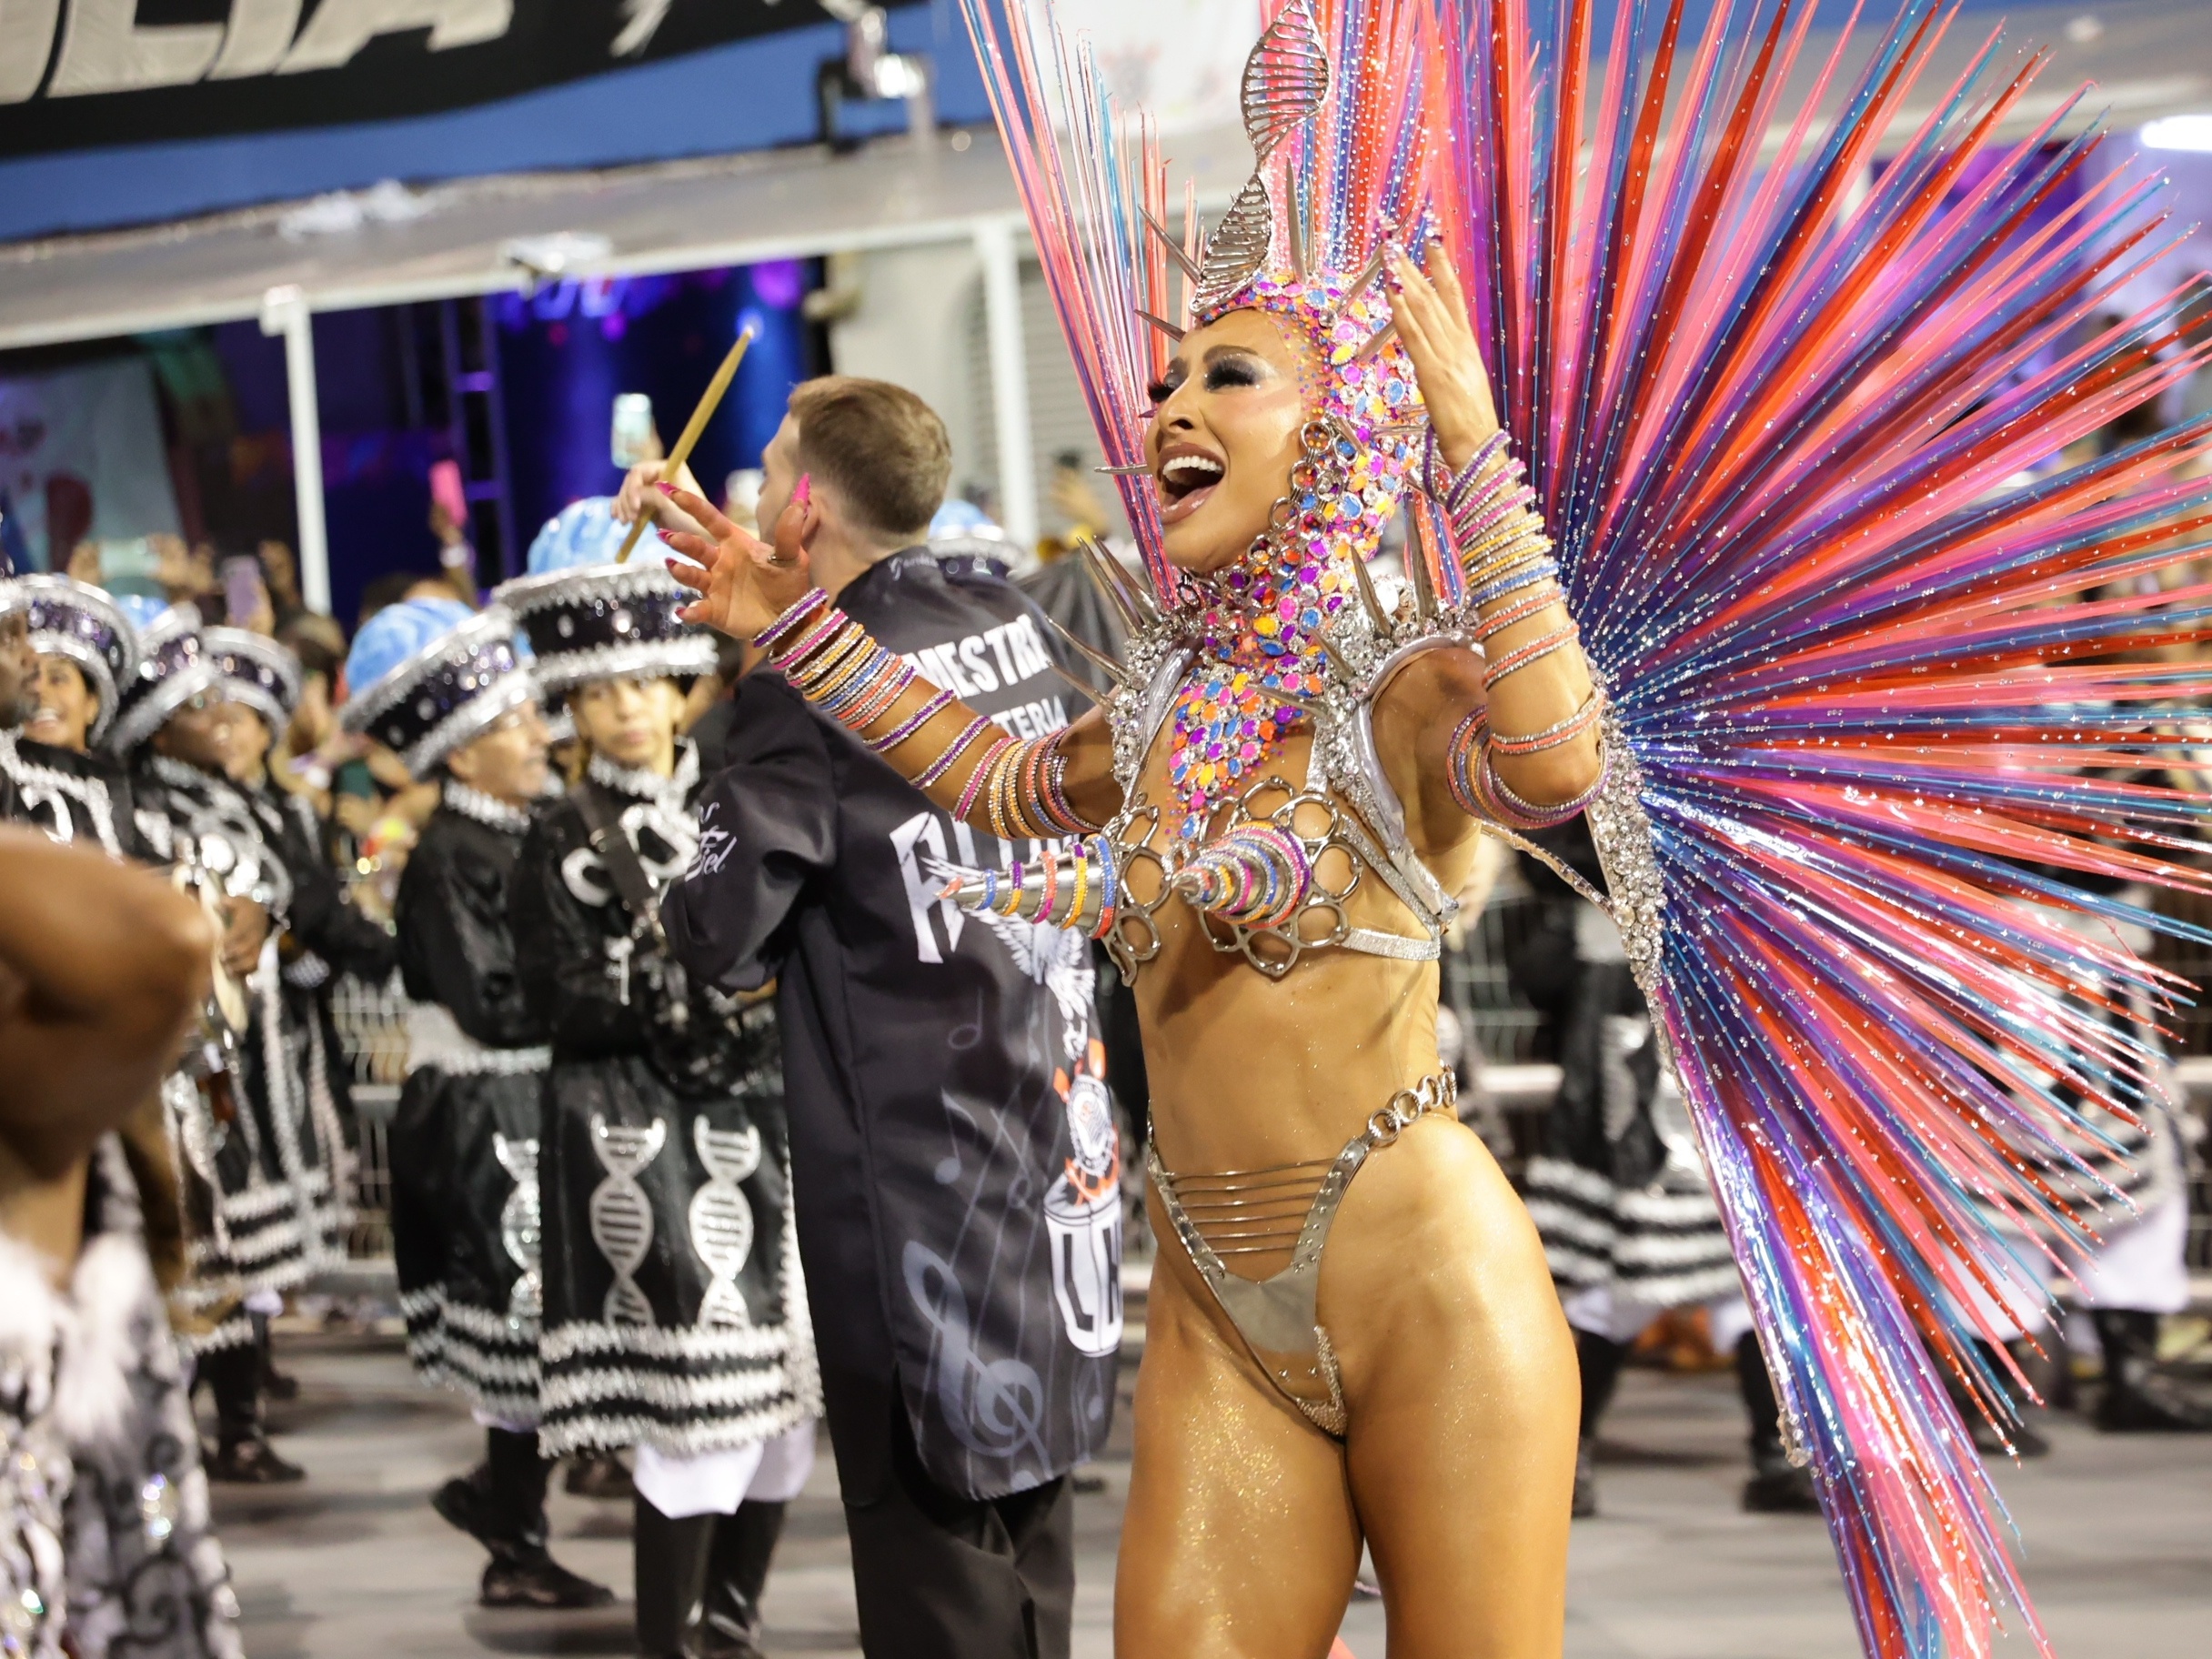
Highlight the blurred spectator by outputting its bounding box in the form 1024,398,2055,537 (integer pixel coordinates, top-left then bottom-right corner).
724,467,764,531
257,540,308,630
428,498,478,603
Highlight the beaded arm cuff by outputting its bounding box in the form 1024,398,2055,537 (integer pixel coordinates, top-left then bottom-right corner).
938,836,1121,940
755,588,1102,836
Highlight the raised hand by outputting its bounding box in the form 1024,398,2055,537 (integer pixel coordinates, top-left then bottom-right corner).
1389,244,1500,474
654,485,816,640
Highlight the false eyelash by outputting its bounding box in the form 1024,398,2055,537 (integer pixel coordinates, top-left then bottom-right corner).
1146,378,1177,404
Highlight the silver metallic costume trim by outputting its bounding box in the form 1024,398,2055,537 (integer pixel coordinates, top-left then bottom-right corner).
1147,1070,1457,1437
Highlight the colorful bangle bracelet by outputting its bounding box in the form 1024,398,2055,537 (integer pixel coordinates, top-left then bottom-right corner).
754,587,831,651
957,735,1018,820
1481,742,1609,830
1473,586,1565,642
869,688,954,753
915,715,994,789
1467,558,1562,609
1482,622,1581,690
773,608,853,673
1490,689,1603,757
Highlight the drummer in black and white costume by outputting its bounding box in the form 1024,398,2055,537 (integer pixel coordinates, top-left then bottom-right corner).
112,601,329,1483
340,596,612,1610
206,625,397,1413
0,572,244,1658
0,576,145,858
498,504,817,1659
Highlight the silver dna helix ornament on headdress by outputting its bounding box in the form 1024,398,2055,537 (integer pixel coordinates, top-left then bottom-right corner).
1188,1,1333,314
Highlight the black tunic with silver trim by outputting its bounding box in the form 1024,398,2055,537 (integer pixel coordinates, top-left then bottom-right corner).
511,747,815,1457
391,787,552,1423
1509,829,1737,1310
253,785,395,1161
131,755,341,1296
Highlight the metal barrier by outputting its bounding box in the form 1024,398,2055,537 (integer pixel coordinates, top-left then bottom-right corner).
1443,863,1549,1067
330,972,409,1261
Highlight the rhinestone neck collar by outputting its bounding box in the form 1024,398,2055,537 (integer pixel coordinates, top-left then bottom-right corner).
587,740,698,805
442,779,533,834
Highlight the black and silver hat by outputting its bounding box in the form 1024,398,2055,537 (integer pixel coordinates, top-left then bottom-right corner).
6,575,136,743
337,598,537,780
110,599,222,754
205,627,303,734
497,498,714,699
494,562,716,699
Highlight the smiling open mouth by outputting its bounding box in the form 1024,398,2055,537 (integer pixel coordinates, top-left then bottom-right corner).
1156,449,1225,526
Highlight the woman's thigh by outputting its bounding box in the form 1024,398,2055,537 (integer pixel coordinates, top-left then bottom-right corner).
1332,1118,1580,1659
1115,1242,1362,1659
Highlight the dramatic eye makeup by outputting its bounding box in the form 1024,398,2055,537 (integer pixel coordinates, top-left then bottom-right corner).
1149,346,1272,405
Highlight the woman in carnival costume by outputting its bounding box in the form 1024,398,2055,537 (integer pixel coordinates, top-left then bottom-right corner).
340,597,613,1610
498,506,817,1659
652,0,2212,1654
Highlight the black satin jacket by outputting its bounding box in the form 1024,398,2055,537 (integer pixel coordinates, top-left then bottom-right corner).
397,803,542,1049
663,548,1120,1503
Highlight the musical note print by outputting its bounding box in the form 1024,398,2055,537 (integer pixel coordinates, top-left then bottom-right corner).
934,1096,980,1186
588,1114,667,1327
903,1241,1049,1470
493,1133,543,1328
689,1119,761,1330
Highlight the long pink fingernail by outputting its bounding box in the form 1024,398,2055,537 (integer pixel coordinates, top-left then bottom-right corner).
656,480,677,497
792,473,812,508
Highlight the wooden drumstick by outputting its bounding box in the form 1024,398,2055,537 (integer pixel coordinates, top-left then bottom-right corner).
617,323,756,563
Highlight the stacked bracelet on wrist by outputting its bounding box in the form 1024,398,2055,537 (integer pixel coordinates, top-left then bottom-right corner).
1446,693,1608,830
971,729,1100,840
1423,427,1556,598
753,589,1101,838
757,588,926,742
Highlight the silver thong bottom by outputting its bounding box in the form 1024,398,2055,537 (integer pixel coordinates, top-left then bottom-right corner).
1146,1071,1458,1438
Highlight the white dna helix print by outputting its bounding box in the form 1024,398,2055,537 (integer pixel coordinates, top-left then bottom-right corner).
588,1115,669,1327
493,1132,543,1329
689,1120,762,1330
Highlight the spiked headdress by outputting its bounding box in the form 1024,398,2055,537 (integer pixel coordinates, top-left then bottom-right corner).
963,0,1452,837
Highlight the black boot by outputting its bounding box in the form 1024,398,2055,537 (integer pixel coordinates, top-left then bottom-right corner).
253,1310,299,1403
2094,1311,2212,1433
634,1494,715,1658
202,1341,305,1483
1738,1333,1820,1514
480,1540,617,1612
696,1502,787,1659
437,1430,613,1609
1572,1331,1630,1519
565,1448,637,1500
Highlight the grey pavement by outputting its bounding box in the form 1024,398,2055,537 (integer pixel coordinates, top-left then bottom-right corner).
216,1334,2211,1659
